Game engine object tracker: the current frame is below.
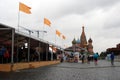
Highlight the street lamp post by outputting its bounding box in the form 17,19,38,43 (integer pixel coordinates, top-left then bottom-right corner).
34,30,47,38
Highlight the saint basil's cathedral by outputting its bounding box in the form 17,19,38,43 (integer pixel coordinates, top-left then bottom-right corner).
65,26,94,55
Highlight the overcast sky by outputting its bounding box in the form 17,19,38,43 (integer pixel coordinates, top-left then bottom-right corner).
0,0,120,53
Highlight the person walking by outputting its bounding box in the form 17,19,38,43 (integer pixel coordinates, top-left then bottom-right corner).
81,54,85,64
60,53,64,63
110,52,115,66
93,52,99,65
87,55,91,64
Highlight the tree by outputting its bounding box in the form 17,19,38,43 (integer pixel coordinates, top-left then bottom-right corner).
100,51,107,59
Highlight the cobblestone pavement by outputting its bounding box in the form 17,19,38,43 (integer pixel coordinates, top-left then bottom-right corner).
0,60,120,80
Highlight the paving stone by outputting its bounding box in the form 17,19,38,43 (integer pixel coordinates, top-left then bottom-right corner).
0,60,120,80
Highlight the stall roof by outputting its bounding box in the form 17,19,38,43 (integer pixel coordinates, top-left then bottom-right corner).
0,23,63,49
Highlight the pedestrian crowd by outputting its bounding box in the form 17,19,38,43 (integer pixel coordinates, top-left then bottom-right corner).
59,51,115,66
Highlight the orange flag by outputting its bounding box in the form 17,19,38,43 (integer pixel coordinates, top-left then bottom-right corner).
44,18,51,27
19,2,31,14
56,30,61,37
50,46,57,52
62,35,66,40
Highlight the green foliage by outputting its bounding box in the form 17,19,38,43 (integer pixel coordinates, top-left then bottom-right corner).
100,51,107,59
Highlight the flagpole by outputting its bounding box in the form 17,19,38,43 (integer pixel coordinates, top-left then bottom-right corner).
18,2,32,31
55,32,57,44
62,38,64,49
61,37,63,48
43,22,45,40
18,2,20,31
62,35,65,48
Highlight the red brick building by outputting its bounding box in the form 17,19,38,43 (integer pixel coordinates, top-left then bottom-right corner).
106,43,120,55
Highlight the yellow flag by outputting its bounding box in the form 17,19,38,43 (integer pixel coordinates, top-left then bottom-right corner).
44,18,51,27
56,30,61,37
62,35,66,39
19,2,31,14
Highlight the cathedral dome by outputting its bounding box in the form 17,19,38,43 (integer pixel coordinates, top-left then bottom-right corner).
76,38,80,44
72,38,76,44
88,38,92,43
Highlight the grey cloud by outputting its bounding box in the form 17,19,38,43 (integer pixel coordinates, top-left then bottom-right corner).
104,20,120,29
104,13,120,29
103,3,120,29
59,0,120,16
96,27,120,39
34,0,120,20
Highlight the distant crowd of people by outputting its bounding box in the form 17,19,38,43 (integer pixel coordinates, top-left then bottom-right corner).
59,51,115,66
81,52,99,65
0,44,115,66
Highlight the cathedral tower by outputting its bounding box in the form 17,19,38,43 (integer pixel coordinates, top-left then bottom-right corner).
87,38,93,54
66,25,94,53
80,26,87,48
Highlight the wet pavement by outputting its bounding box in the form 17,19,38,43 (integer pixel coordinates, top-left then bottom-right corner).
0,60,120,80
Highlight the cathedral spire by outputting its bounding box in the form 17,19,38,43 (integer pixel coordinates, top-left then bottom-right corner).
80,26,87,48
82,26,84,32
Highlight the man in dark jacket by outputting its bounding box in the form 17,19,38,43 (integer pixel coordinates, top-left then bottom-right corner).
110,52,115,65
